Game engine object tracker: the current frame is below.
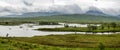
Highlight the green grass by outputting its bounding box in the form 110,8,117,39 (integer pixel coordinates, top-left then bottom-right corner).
1,34,120,50
0,14,120,50
38,27,120,32
0,21,59,25
38,23,120,33
37,27,120,33
10,34,120,48
0,38,38,50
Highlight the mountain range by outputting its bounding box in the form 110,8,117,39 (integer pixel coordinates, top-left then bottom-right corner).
4,6,118,17
0,0,120,17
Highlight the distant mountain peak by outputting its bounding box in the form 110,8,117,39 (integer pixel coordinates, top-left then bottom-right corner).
86,6,106,16
0,0,120,17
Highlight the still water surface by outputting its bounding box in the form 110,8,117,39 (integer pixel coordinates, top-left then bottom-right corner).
0,23,116,37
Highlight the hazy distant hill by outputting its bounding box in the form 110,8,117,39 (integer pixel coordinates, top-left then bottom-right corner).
86,6,106,16
6,12,62,17
1,14,119,23
35,14,120,23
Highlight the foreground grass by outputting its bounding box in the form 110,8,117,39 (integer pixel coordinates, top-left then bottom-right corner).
1,35,120,50
11,34,120,48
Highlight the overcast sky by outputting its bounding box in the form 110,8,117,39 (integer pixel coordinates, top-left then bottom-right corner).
0,0,120,16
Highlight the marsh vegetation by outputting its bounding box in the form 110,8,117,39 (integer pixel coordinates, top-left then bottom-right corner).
38,22,120,33
1,34,120,50
0,14,120,50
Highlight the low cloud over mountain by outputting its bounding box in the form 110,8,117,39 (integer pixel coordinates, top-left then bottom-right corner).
0,0,120,17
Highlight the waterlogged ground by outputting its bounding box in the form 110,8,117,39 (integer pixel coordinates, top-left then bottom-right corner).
0,23,115,37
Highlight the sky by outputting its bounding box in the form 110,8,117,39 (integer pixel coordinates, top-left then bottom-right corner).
0,0,120,16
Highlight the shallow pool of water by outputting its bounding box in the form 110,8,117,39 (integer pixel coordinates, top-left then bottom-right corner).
0,23,116,37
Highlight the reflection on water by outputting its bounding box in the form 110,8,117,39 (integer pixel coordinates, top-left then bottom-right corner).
0,23,116,37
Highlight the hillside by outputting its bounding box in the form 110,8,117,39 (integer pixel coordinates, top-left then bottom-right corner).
40,14,120,23
0,14,120,23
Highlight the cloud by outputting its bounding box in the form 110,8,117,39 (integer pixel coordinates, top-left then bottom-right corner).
0,0,120,17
